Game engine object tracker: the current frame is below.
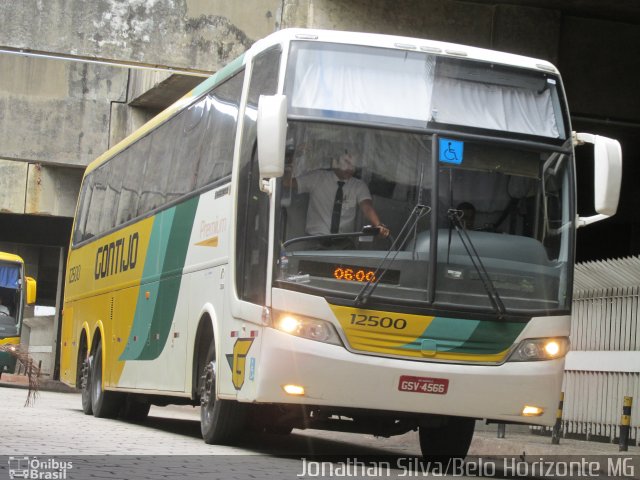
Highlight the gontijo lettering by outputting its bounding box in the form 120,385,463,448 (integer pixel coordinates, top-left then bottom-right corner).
94,232,139,280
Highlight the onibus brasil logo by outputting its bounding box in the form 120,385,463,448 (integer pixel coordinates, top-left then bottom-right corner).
8,457,73,479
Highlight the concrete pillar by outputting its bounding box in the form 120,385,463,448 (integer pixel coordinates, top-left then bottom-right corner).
25,164,83,217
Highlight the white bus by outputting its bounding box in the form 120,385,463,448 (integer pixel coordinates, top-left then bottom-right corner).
61,29,621,458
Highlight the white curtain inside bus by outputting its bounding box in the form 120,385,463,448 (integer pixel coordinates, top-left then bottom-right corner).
289,44,562,139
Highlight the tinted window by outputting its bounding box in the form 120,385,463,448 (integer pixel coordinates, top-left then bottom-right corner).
197,72,244,188
72,70,244,245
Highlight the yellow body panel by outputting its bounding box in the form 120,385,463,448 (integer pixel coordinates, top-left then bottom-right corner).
0,336,20,346
0,252,25,264
330,304,512,363
61,218,154,387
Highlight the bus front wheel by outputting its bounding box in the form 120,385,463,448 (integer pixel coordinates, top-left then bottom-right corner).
199,344,246,444
90,342,122,418
418,416,475,461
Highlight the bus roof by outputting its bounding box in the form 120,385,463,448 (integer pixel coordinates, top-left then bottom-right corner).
82,28,559,178
0,251,24,265
250,28,559,75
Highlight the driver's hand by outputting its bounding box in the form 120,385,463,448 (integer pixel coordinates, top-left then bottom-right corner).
377,224,390,238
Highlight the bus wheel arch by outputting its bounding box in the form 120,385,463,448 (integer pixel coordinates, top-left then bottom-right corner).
87,327,122,418
192,313,216,402
193,312,247,444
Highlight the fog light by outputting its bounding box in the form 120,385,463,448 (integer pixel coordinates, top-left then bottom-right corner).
522,405,544,417
283,384,305,396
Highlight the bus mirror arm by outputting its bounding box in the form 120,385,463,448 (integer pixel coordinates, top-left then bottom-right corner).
259,178,273,194
573,132,622,228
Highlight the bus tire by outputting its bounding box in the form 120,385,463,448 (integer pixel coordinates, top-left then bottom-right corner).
80,355,93,415
200,343,246,444
90,342,122,418
418,416,475,461
120,394,151,422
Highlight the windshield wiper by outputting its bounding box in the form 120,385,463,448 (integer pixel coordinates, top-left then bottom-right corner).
354,204,431,306
447,208,506,319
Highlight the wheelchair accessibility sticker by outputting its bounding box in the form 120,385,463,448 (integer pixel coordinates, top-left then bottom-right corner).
439,138,464,165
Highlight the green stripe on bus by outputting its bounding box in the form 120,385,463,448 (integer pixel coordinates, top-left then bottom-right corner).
119,207,176,361
461,318,525,354
190,54,246,99
399,317,525,355
136,196,199,361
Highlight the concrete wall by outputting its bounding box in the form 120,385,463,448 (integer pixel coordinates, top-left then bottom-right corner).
21,315,56,377
0,0,280,72
0,0,284,216
0,54,128,168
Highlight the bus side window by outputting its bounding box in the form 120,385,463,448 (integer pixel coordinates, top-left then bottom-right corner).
197,70,244,189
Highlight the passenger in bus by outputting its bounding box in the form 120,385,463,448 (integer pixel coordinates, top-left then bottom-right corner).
285,150,390,239
457,202,476,229
0,297,10,316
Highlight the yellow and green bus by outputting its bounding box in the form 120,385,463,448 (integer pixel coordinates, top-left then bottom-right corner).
0,252,36,375
60,29,621,458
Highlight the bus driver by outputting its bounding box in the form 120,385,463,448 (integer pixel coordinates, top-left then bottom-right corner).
285,150,390,239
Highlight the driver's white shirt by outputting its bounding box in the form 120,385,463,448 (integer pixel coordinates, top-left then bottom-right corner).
296,170,371,235
0,305,9,315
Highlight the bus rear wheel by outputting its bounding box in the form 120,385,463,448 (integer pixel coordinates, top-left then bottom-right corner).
90,342,122,418
199,344,246,444
80,355,92,415
418,416,475,461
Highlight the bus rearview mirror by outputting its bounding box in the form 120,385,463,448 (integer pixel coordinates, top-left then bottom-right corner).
257,94,287,179
575,132,622,227
26,276,37,305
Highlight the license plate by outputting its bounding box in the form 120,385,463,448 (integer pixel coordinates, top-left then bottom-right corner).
398,375,449,395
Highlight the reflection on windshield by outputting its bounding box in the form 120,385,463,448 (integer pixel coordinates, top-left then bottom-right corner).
277,122,433,302
0,265,21,338
435,142,572,313
275,122,573,316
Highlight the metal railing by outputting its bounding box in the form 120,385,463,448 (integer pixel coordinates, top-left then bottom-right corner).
561,256,640,444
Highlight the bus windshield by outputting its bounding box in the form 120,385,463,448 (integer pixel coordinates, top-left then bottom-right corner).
274,121,573,316
286,41,567,140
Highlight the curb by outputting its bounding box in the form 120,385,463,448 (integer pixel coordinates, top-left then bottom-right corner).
0,374,77,394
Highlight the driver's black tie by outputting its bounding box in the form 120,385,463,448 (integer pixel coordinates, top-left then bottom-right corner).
330,181,345,233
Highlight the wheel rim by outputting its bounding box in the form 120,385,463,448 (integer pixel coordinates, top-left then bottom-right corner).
81,359,90,392
200,360,216,426
92,351,102,402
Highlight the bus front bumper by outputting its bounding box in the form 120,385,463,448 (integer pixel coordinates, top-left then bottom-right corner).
251,328,564,426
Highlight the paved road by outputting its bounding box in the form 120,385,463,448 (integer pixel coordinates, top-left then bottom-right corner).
0,387,422,456
0,387,431,480
1,387,637,480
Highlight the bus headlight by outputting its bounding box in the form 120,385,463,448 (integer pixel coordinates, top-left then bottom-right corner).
507,337,569,362
274,313,342,346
